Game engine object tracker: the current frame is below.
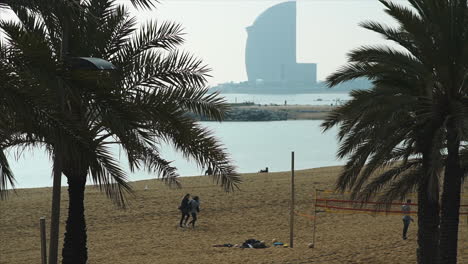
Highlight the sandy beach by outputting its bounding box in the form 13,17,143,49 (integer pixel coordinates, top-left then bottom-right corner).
1,166,467,264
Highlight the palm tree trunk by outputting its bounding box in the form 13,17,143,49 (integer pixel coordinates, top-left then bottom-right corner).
417,142,440,264
417,181,439,264
61,174,88,264
438,124,462,264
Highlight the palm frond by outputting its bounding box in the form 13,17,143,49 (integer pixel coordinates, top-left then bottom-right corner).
128,145,181,188
138,86,229,122
130,0,157,9
358,160,421,202
0,148,15,199
375,169,420,207
375,0,436,64
102,5,137,59
87,145,133,208
149,111,241,191
120,49,210,90
115,20,184,65
347,45,425,76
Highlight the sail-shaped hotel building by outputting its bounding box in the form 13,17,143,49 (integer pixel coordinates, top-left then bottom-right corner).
245,1,317,87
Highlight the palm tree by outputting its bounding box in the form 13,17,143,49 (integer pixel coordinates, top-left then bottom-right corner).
397,1,468,263
1,0,240,263
323,84,443,264
426,1,468,263
322,0,468,263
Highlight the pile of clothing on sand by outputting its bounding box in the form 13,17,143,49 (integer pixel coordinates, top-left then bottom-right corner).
212,238,267,249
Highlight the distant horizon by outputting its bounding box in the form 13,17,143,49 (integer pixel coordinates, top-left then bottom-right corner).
1,0,408,85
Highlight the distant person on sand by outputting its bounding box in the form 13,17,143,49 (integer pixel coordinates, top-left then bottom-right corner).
178,194,191,227
259,167,268,173
188,196,200,228
401,199,414,240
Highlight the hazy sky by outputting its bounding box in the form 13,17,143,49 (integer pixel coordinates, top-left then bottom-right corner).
1,0,409,85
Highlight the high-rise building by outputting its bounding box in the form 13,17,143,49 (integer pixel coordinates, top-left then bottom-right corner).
212,1,369,93
245,1,317,86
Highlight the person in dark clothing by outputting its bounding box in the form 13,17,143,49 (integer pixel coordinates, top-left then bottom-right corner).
205,166,213,175
188,196,200,228
179,193,191,227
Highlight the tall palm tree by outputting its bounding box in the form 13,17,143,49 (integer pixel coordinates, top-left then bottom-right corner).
323,81,443,264
429,1,468,263
322,0,468,263
1,0,240,263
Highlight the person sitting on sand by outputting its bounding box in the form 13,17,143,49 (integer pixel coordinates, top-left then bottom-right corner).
187,196,200,228
401,199,414,240
178,193,191,227
205,166,213,175
259,167,268,173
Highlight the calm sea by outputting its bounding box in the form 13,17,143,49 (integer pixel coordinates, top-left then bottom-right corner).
7,120,343,189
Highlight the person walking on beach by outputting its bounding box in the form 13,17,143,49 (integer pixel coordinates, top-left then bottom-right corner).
188,196,200,228
179,194,191,227
402,199,414,240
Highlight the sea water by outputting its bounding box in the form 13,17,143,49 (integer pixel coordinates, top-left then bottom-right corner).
6,120,343,189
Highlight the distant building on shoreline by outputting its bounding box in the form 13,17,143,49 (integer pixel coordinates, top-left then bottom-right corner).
211,1,370,94
245,1,316,86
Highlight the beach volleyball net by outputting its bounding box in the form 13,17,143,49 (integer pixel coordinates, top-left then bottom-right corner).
294,189,468,248
314,189,468,216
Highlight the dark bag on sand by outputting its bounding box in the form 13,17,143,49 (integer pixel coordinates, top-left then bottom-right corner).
252,242,266,248
241,239,266,248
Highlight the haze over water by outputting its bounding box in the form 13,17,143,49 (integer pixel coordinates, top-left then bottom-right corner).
8,120,342,189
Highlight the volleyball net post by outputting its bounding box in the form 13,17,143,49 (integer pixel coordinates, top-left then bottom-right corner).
312,188,319,248
289,151,295,248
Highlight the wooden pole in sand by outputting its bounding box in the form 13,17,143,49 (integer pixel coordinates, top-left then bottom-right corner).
40,217,47,264
312,189,318,248
290,151,295,248
49,17,69,264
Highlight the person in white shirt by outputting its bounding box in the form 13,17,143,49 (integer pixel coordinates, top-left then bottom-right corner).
402,199,414,240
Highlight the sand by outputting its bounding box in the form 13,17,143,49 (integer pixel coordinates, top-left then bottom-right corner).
1,166,467,264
